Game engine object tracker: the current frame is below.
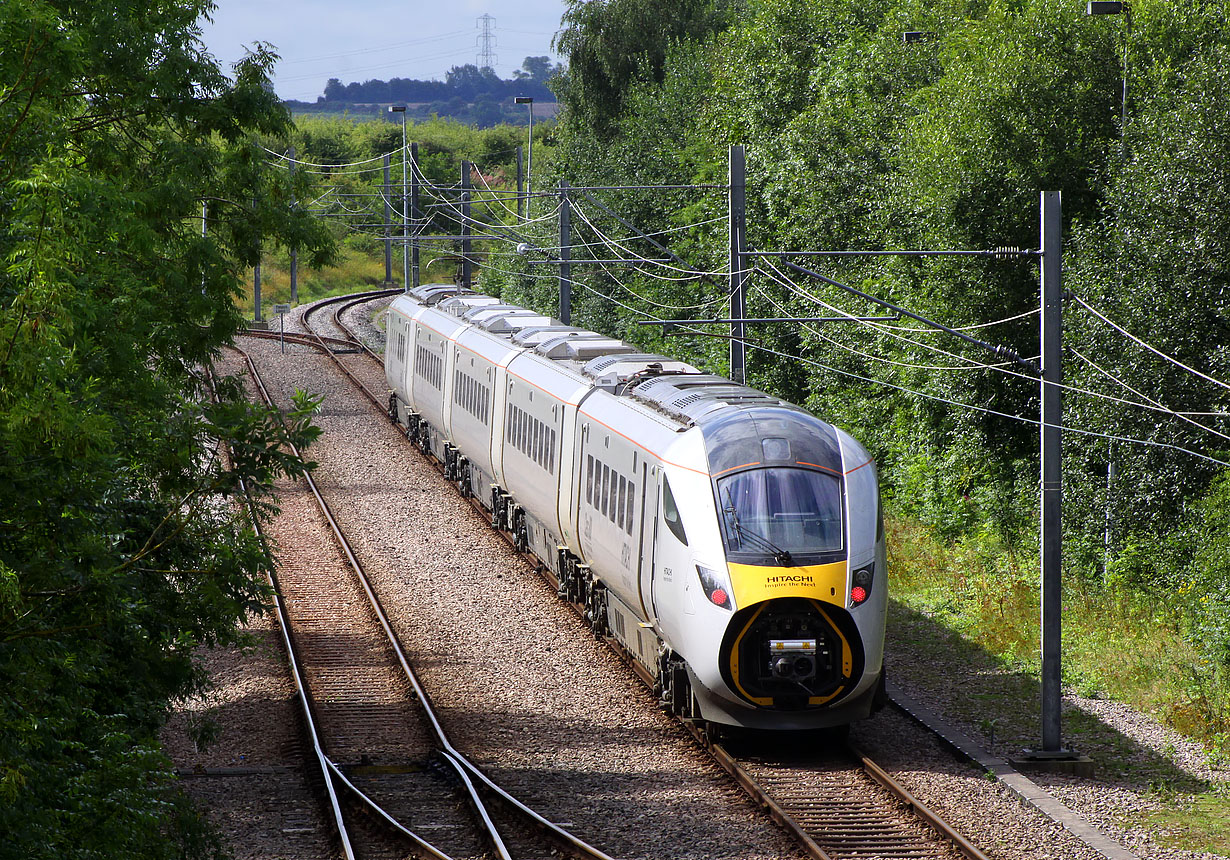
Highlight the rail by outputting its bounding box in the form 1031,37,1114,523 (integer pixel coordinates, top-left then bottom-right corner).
246,289,993,860
227,331,616,860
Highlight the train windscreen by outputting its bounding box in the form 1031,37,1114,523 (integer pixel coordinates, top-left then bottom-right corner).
716,468,843,563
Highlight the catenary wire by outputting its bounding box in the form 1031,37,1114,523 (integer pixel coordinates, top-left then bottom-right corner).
581,246,729,312
1069,347,1230,444
751,280,1027,373
880,307,1041,333
757,259,1230,420
570,199,728,278
263,145,392,171
1072,292,1230,395
739,335,1230,469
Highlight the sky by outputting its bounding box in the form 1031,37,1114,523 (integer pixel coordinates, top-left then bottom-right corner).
199,0,567,102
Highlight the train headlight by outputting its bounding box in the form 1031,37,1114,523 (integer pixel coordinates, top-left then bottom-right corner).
850,563,874,606
696,565,735,611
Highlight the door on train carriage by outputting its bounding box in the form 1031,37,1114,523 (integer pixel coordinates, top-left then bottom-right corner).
636,462,659,627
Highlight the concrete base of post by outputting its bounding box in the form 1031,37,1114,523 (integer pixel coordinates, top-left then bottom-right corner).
249,319,270,331
1011,750,1095,777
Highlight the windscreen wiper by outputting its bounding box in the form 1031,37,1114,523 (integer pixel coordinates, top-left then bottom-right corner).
722,487,793,566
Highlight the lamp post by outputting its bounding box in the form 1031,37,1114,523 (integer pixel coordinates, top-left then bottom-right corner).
515,96,534,218
1086,1,1130,154
388,104,409,290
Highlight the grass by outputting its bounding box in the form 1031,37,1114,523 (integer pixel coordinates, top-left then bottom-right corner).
886,514,1230,856
234,246,465,315
1143,790,1230,854
886,516,1219,739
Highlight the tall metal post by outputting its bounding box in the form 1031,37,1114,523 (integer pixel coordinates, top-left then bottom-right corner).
252,195,262,323
1039,190,1064,754
461,161,473,291
1104,444,1116,578
289,146,298,305
400,116,409,292
253,259,262,323
382,153,393,286
729,145,748,384
525,103,533,212
410,142,420,289
559,180,572,324
200,201,207,296
516,145,524,220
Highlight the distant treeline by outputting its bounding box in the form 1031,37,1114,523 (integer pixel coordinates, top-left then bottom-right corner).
285,57,560,127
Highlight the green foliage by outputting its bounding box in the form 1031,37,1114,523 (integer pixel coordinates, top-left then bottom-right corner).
1143,791,1230,855
305,57,559,127
0,1,333,856
554,0,733,136
543,0,1230,739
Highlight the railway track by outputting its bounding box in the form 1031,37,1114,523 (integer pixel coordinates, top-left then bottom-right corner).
711,738,981,860
224,338,617,860
245,290,995,860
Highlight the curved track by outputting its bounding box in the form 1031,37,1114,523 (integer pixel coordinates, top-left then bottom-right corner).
224,337,617,860
249,290,995,860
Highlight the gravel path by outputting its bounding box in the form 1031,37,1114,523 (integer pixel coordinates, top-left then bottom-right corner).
162,295,1230,860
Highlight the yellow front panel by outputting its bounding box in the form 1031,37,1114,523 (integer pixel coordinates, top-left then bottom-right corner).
728,560,848,608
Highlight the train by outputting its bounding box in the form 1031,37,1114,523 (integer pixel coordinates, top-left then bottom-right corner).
384,284,887,732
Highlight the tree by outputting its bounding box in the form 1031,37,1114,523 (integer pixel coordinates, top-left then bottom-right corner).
553,0,730,135
0,1,333,856
515,55,559,82
323,77,346,101
446,63,500,102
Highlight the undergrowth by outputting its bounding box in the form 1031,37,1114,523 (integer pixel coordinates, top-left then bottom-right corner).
886,515,1230,758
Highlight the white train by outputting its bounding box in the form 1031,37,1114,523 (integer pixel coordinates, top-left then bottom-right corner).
384,284,886,731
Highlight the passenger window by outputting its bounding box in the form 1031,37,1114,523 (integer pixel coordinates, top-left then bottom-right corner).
586,455,594,504
662,475,688,546
601,464,610,517
625,484,635,535
617,476,627,530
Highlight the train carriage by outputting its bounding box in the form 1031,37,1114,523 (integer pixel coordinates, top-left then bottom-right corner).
385,285,887,732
